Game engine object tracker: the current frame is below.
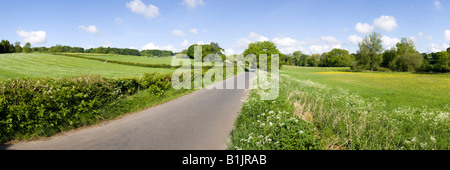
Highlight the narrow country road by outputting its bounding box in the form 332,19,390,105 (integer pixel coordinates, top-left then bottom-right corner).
2,72,255,150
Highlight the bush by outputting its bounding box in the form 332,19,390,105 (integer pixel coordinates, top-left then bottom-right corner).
0,72,173,143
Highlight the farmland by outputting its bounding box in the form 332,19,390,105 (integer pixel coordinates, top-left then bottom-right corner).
0,53,176,81
230,66,449,150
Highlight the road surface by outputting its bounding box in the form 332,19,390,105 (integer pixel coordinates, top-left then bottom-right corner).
2,72,255,150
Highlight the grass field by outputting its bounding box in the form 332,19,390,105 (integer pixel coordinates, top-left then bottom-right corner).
77,53,175,65
0,53,176,80
230,66,449,150
282,66,450,110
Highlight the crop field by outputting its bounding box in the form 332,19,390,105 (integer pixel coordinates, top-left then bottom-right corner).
230,66,449,150
0,53,176,80
77,53,175,65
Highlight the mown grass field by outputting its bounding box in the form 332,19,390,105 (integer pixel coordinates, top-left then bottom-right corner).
0,53,176,81
230,66,449,150
76,53,175,65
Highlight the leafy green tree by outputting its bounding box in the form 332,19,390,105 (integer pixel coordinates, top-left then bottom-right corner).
0,40,14,53
355,32,384,71
434,51,450,72
243,41,284,70
395,38,417,56
389,38,422,72
187,43,225,61
14,41,22,53
23,42,32,53
322,48,354,67
381,48,396,68
447,47,450,53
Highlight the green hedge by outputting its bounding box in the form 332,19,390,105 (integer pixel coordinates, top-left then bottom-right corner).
0,73,172,143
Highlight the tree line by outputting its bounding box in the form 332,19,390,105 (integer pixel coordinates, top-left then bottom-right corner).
0,40,175,57
283,32,450,73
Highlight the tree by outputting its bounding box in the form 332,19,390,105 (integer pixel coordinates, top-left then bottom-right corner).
388,38,422,72
14,41,22,53
434,51,450,72
322,48,354,67
390,53,423,72
447,47,450,53
396,38,417,56
187,43,225,61
23,42,32,53
355,32,384,71
381,48,396,68
0,40,13,53
243,41,284,70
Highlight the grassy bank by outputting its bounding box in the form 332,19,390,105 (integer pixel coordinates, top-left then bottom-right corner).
230,67,449,150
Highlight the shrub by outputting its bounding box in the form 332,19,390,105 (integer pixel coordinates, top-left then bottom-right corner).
0,72,173,143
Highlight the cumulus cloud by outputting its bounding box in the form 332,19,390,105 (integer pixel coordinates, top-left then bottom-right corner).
381,35,400,49
445,30,450,41
355,22,374,34
78,25,100,35
182,0,205,9
373,15,398,32
434,1,442,9
142,42,177,51
428,43,449,53
273,36,308,54
126,0,159,20
235,32,269,48
172,30,186,37
308,36,342,54
181,40,190,47
102,41,112,48
224,48,236,55
348,35,363,45
16,28,47,45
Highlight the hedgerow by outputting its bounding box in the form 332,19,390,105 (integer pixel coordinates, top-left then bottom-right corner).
0,73,172,143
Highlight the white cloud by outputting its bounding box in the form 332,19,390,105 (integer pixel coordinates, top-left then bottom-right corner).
373,15,398,32
172,29,186,37
126,0,159,20
348,35,363,45
182,0,205,9
355,22,374,34
16,28,47,45
181,40,190,48
189,28,198,34
224,48,235,55
381,36,400,49
273,37,305,47
142,42,177,51
234,32,269,48
273,36,308,54
426,36,433,41
434,1,442,9
248,32,269,42
102,41,112,48
445,30,450,41
196,41,207,45
428,43,449,53
78,25,100,35
308,36,342,54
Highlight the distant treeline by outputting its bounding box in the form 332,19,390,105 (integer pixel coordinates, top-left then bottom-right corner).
0,40,174,57
283,34,450,73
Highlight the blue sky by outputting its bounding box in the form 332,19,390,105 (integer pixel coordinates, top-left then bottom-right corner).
1,0,449,54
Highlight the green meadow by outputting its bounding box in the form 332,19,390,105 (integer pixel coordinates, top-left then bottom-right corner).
230,66,449,150
281,66,450,110
0,53,176,80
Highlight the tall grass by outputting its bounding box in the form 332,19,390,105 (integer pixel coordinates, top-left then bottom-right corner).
230,71,449,150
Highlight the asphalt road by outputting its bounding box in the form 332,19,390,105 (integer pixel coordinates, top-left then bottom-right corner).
2,72,255,150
